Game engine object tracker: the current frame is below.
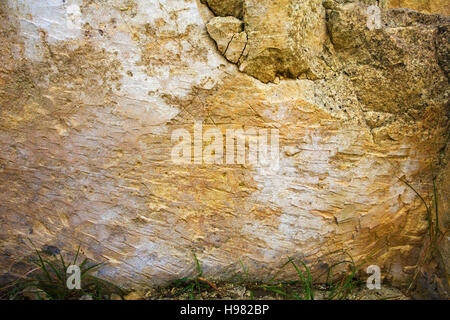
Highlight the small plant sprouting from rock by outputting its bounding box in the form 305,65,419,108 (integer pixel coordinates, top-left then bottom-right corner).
261,257,315,300
260,252,361,300
0,240,123,300
400,175,449,294
170,252,218,299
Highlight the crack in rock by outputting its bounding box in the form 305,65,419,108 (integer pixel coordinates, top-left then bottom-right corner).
204,0,329,83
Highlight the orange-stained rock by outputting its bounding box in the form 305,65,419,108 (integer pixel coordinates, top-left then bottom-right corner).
387,0,450,16
0,0,448,290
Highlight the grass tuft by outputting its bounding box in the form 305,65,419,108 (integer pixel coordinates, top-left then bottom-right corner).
0,239,123,300
171,252,217,299
400,174,449,293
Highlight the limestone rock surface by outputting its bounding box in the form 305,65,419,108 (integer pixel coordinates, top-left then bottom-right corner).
0,0,448,291
201,0,244,19
206,16,246,63
387,0,450,16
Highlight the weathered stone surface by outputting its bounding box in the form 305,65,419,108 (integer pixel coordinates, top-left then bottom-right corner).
239,0,328,83
327,4,449,118
201,0,244,19
437,145,450,296
436,24,450,77
204,0,330,83
408,144,450,299
428,144,450,299
387,0,450,16
225,31,248,63
206,16,246,62
205,1,450,85
0,0,448,291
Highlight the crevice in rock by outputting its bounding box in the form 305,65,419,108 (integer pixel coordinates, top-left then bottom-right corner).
223,33,236,57
203,0,329,84
237,31,248,63
434,24,449,80
200,0,244,19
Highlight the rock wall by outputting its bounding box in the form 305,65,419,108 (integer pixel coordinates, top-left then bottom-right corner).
436,145,450,297
387,0,450,16
0,0,448,288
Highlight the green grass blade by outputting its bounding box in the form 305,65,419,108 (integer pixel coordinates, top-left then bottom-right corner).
43,259,63,282
298,260,314,300
239,258,248,280
268,259,291,283
79,257,89,270
81,262,103,277
261,285,289,297
326,260,352,287
193,252,203,277
288,257,312,300
400,178,432,240
28,239,52,283
73,245,81,265
292,292,302,300
59,253,67,274
432,176,439,240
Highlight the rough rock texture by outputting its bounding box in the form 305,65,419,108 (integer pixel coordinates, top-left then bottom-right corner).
327,4,449,116
437,145,450,296
205,0,450,84
223,31,247,63
387,0,450,16
0,0,449,291
201,0,244,19
205,0,329,83
206,16,246,63
413,143,450,299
